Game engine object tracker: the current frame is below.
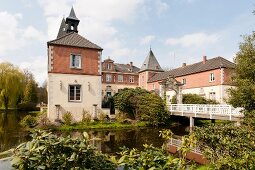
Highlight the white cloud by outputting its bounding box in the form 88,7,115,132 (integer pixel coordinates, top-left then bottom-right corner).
155,0,169,15
140,35,156,45
0,11,45,54
165,32,219,47
20,56,47,85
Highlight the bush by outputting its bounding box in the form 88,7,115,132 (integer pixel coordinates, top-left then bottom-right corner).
62,111,73,125
37,110,50,127
11,130,116,170
171,93,219,104
97,109,106,121
17,102,39,111
114,88,169,126
82,109,91,123
115,111,127,122
20,115,37,128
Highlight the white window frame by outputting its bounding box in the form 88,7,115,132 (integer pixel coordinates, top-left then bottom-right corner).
129,76,134,83
106,74,112,82
68,85,81,102
107,63,112,70
118,75,123,82
209,92,216,100
182,78,186,85
70,54,81,69
210,73,215,82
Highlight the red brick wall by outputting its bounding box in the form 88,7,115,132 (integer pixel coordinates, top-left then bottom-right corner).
49,45,100,75
102,72,139,85
139,72,147,88
223,68,234,85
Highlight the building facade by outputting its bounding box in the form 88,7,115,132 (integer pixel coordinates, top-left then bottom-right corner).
101,58,140,98
47,8,103,121
146,56,235,104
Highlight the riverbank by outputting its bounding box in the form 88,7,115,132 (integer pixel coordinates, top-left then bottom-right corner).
51,121,150,131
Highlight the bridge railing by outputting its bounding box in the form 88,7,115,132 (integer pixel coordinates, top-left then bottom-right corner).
167,137,202,154
167,104,243,117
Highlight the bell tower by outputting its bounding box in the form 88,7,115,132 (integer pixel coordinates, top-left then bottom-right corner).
66,7,80,33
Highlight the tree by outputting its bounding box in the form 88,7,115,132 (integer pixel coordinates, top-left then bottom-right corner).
0,63,25,109
228,33,255,111
114,88,169,126
23,71,38,104
171,93,218,104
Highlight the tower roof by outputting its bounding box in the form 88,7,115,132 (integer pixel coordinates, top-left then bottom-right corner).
66,7,79,21
139,49,163,72
57,18,67,38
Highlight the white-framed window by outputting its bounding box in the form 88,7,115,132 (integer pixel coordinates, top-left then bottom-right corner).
129,76,134,83
107,63,112,70
70,54,81,68
210,73,215,82
182,78,186,85
106,74,112,82
209,92,216,100
69,85,81,101
152,84,155,90
118,75,123,82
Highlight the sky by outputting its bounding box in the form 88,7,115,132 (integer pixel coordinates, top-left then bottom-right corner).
0,0,254,85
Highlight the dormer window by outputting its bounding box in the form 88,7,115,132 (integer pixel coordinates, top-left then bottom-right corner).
70,54,81,69
107,63,112,70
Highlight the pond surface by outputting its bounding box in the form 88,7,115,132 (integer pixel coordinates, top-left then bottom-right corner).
0,111,189,154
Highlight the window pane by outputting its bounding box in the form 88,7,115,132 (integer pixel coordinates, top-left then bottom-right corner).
72,55,75,67
75,86,81,100
69,86,75,100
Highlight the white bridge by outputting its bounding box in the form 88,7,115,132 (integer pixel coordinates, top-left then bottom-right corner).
167,104,244,127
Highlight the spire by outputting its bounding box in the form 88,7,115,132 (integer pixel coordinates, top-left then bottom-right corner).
66,7,80,33
57,17,67,38
139,49,163,72
67,6,79,21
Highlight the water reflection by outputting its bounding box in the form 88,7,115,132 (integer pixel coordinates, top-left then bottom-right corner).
0,111,31,152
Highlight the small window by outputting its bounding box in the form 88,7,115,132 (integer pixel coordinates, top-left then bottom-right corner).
129,76,134,83
107,63,112,70
209,92,216,100
69,85,81,101
118,75,123,82
210,73,215,82
106,92,112,97
70,54,81,69
142,76,144,82
182,78,186,85
106,74,112,82
152,84,155,90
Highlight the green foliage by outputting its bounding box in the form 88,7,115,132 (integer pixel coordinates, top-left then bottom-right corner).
62,111,73,125
17,102,38,111
171,93,218,104
0,62,26,109
228,33,255,111
194,121,255,169
11,130,116,170
20,115,37,128
114,88,169,126
97,109,107,121
81,109,91,123
23,79,38,104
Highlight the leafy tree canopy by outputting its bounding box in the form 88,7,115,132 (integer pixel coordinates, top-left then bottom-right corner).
171,93,218,104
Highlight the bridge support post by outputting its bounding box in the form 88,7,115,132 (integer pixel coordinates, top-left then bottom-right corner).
190,117,194,129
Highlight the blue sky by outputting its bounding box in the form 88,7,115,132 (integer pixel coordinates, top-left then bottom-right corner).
0,0,254,85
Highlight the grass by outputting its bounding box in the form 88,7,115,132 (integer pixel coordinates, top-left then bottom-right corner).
55,121,149,131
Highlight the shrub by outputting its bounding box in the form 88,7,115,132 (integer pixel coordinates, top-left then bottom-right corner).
11,130,116,170
115,111,127,122
20,115,37,128
97,109,106,121
62,111,73,125
114,88,169,126
37,110,50,127
82,109,91,123
171,93,219,104
17,102,39,111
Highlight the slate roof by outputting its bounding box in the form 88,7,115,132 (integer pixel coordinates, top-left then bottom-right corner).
48,32,103,50
139,49,164,72
148,56,235,83
57,18,68,39
66,7,79,21
102,63,140,73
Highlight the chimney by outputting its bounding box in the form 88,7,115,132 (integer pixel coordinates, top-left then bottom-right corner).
182,63,186,67
129,62,133,72
203,56,207,64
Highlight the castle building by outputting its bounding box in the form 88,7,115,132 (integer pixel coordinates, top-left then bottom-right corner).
47,7,102,121
101,58,140,98
145,56,235,104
